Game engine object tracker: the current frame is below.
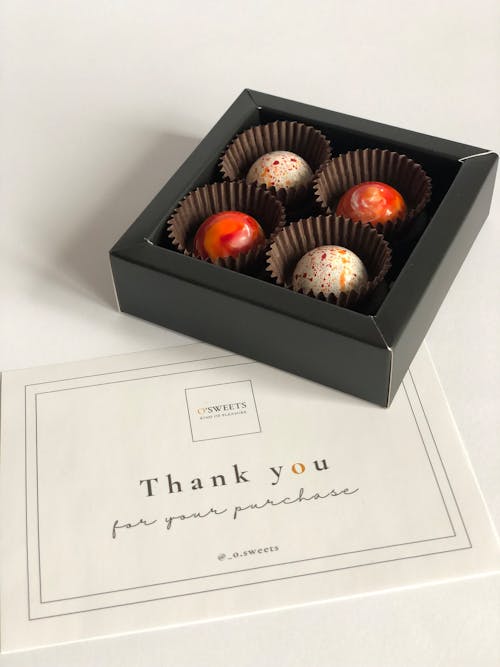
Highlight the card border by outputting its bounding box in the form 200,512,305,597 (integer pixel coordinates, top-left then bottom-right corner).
23,356,472,620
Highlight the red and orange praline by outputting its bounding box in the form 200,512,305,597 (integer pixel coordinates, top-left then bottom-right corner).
336,181,407,225
193,210,265,261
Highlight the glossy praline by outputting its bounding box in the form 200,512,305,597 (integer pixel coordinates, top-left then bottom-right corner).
193,210,265,261
246,151,313,191
336,181,407,225
292,245,368,298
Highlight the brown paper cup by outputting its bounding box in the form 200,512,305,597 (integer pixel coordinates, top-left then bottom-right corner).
313,149,431,239
167,180,286,273
267,215,391,308
220,121,331,208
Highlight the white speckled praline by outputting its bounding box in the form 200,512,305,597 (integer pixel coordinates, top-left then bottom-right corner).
292,245,369,298
246,151,313,191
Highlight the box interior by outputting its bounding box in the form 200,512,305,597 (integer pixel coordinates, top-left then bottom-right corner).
151,105,462,317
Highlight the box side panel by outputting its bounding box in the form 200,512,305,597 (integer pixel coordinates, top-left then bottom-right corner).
122,244,386,347
248,89,486,161
379,154,498,404
110,255,392,407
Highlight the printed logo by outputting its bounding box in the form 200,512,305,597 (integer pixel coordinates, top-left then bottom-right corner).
185,380,261,442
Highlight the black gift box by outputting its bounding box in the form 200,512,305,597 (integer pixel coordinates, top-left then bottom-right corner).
109,90,497,406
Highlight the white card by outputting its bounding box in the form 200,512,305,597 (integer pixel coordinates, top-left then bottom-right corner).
1,342,498,652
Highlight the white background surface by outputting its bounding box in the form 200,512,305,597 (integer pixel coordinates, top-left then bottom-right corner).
0,0,498,665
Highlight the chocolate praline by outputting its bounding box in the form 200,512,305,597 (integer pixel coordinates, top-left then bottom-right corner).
246,151,313,191
336,181,407,225
292,245,368,298
193,210,264,261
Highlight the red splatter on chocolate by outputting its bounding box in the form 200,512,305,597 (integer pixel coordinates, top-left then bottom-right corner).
273,160,280,165
302,272,307,278
321,252,327,260
291,158,297,162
